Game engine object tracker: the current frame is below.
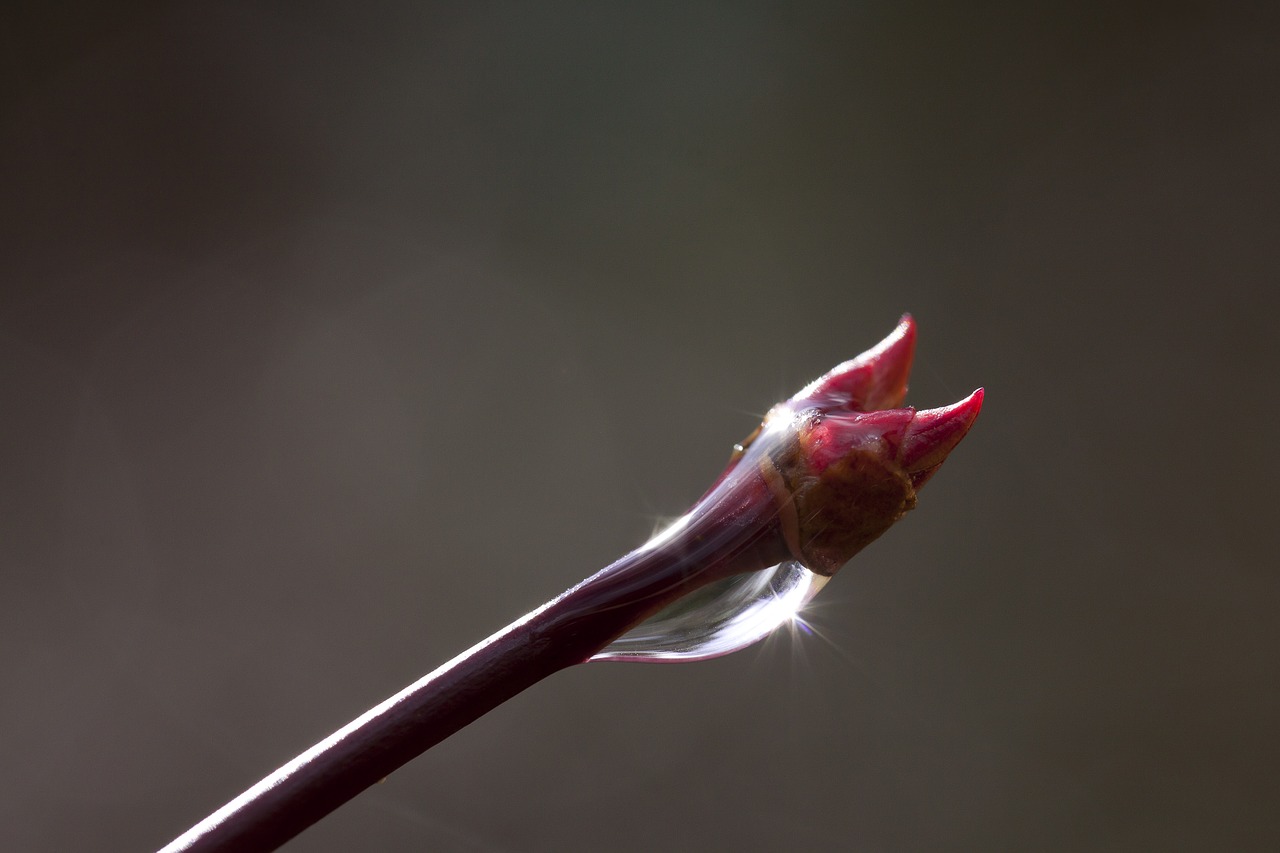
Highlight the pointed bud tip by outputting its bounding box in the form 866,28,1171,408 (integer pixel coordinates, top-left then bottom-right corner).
860,315,917,411
898,388,983,488
872,313,917,366
796,314,918,411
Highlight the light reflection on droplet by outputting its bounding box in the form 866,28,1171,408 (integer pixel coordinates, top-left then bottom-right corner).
590,561,828,663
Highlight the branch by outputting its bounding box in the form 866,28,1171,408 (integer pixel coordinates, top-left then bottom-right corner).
159,315,982,852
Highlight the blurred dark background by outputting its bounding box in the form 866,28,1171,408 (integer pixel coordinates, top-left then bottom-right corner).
3,2,1277,850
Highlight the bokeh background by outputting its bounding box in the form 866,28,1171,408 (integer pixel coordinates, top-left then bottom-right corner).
4,3,1277,850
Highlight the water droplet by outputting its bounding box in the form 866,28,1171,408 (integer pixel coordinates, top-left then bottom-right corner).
591,561,828,663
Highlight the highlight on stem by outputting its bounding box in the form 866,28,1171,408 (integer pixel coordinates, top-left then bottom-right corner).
160,314,982,852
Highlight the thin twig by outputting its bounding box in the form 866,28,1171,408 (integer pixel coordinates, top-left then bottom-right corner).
162,462,791,851
159,316,982,852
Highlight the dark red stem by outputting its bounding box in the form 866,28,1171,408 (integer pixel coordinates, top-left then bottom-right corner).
160,472,792,852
